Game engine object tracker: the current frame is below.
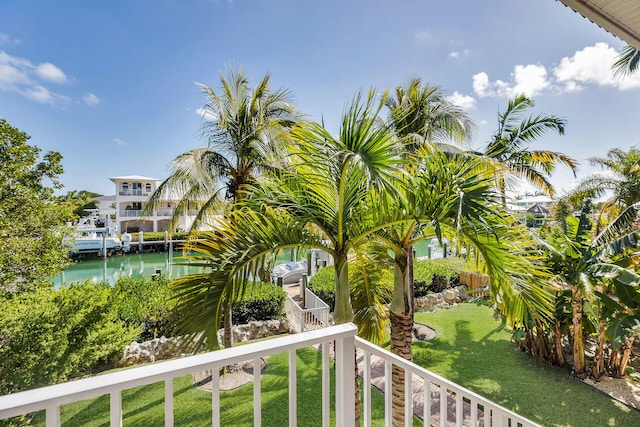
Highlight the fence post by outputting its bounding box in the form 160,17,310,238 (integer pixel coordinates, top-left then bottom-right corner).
334,330,355,427
301,274,308,308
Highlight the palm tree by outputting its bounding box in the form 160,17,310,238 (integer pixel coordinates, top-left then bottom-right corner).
483,94,576,206
172,89,402,424
385,77,475,153
144,66,299,348
170,88,555,425
613,45,640,78
573,146,640,210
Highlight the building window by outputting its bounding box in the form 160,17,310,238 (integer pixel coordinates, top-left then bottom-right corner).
145,183,152,193
122,182,129,195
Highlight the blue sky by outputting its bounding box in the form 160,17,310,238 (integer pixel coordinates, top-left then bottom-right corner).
1,0,639,196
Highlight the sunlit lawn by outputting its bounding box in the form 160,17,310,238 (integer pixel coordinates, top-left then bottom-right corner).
412,303,640,427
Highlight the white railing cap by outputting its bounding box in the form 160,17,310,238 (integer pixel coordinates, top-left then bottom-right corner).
0,324,357,419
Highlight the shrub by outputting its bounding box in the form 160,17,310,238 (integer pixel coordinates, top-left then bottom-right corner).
128,231,200,242
0,282,138,395
232,282,286,324
111,276,176,341
308,267,336,308
413,257,466,297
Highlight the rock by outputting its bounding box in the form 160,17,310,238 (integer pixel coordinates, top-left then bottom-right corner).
118,319,294,367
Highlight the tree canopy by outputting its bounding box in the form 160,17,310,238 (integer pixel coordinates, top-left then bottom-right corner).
0,119,72,293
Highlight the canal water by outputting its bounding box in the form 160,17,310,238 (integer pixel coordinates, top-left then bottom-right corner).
52,241,438,287
52,248,303,286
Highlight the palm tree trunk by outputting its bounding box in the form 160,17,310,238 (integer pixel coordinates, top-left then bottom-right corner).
333,254,354,324
554,320,566,367
390,248,413,427
534,318,550,360
616,336,635,378
331,253,359,422
571,286,586,375
591,319,607,378
223,297,233,349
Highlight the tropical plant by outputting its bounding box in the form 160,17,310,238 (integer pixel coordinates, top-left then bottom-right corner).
385,77,475,153
572,146,640,211
613,45,640,78
535,201,640,376
143,67,299,348
482,94,576,206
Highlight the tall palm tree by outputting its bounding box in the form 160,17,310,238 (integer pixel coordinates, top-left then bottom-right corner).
172,89,402,424
385,77,475,153
383,81,476,425
144,66,299,348
573,146,640,211
170,88,555,425
483,94,576,206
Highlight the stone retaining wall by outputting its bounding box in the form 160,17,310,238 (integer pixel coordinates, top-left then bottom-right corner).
414,285,469,312
118,318,293,367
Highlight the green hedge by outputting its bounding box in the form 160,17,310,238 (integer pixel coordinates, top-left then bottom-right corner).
308,267,336,308
309,257,470,307
126,231,204,242
111,276,177,341
0,283,138,395
232,282,286,324
414,257,467,297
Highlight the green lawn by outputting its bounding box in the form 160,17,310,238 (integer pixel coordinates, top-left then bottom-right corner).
412,303,640,427
29,348,419,426
24,303,639,426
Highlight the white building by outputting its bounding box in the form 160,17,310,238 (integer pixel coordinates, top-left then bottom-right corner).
109,175,194,233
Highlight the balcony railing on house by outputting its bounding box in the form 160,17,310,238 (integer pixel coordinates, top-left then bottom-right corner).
285,288,330,332
118,190,151,197
0,324,540,427
118,209,174,218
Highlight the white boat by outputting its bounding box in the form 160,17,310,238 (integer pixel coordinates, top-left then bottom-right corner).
69,211,131,257
271,259,308,284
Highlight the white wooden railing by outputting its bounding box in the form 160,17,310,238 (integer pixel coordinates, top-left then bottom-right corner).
0,323,540,427
284,289,330,332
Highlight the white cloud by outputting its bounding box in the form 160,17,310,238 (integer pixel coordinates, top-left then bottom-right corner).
83,92,100,106
446,91,476,110
113,138,127,146
36,62,69,84
553,42,640,91
448,49,471,59
0,49,88,106
0,34,20,45
23,85,69,105
414,30,432,45
473,64,550,98
472,43,640,100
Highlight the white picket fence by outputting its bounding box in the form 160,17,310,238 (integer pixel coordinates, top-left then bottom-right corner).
284,288,330,332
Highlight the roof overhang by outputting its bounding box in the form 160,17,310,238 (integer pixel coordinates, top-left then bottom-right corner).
559,0,640,49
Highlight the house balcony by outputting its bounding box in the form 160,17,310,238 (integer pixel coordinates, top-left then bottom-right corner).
118,209,174,218
0,324,539,427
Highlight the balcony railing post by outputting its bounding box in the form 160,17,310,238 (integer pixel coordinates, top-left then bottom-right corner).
110,392,122,427
45,404,59,427
334,330,355,427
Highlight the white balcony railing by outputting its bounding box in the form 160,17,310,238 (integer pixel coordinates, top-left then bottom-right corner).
118,209,174,218
0,323,540,427
285,288,330,332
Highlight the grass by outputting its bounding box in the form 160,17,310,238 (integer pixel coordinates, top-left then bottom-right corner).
29,348,419,426
413,303,640,427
